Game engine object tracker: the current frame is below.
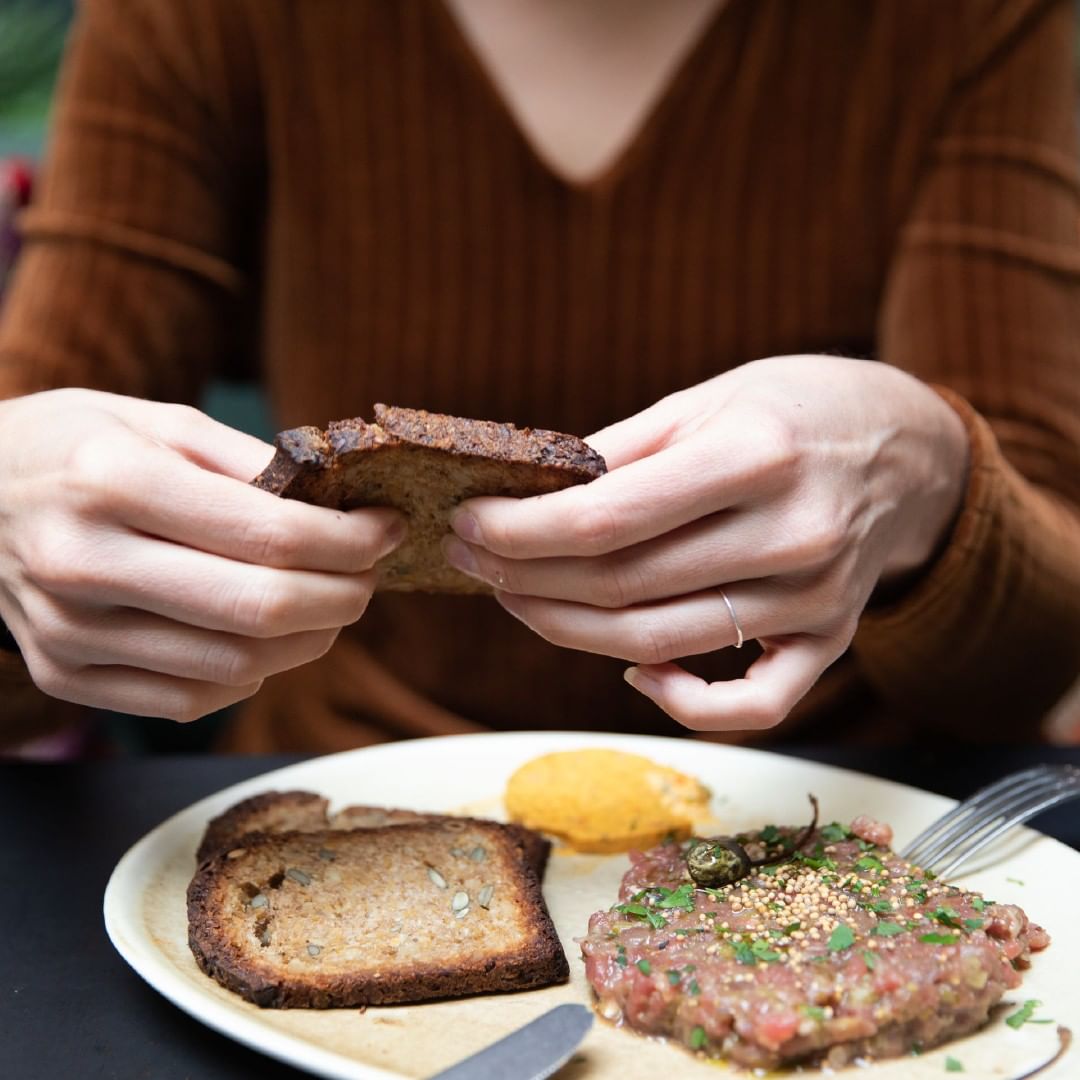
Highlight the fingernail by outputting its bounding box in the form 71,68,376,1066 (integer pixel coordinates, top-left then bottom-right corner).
624,667,658,695
442,535,479,576
450,509,482,545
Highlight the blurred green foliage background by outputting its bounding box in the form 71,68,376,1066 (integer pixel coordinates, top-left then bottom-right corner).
0,0,72,158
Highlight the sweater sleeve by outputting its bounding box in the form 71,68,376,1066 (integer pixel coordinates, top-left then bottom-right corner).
0,0,261,747
853,0,1080,738
0,0,261,403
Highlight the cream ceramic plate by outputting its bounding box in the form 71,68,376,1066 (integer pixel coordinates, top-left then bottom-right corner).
104,732,1076,1079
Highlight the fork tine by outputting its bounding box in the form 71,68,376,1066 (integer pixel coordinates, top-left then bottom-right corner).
902,768,1077,868
934,783,1080,878
900,766,1068,864
911,774,1080,872
902,773,1071,864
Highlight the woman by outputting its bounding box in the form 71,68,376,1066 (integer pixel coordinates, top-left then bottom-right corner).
0,0,1077,751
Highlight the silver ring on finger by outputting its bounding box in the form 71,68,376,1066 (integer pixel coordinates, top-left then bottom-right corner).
717,587,745,649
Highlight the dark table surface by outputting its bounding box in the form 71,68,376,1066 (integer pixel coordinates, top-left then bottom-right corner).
3,744,1079,1080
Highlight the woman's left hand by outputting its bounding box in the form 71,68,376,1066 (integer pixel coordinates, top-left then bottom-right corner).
444,355,969,733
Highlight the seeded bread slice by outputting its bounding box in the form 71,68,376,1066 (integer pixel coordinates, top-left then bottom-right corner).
252,404,607,593
196,791,330,864
187,821,569,1007
196,790,551,881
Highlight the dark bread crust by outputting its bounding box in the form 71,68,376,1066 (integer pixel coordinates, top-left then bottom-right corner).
253,405,607,593
196,791,330,864
197,791,550,880
187,822,569,1008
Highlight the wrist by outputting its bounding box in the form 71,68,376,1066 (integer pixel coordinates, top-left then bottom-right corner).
878,381,970,588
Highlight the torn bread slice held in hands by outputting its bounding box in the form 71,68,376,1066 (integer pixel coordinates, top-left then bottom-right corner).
187,820,569,1007
252,404,607,593
195,790,551,881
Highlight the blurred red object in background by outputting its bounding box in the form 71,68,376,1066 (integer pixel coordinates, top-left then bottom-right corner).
1,158,34,303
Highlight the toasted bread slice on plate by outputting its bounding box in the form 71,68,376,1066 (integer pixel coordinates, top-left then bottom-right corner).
187,820,569,1008
252,404,606,593
196,790,551,880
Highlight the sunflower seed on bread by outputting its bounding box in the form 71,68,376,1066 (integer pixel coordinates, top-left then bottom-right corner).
187,820,568,1007
252,404,606,593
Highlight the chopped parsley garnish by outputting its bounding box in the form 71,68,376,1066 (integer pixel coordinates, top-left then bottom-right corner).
905,882,929,904
931,907,962,928
733,941,756,965
1006,877,1025,886
614,902,668,931
827,924,855,951
1005,999,1046,1029
971,897,993,912
654,883,696,911
784,921,801,934
821,822,852,843
800,1004,827,1021
963,918,984,930
855,854,887,873
751,938,781,963
855,838,876,851
689,1026,707,1050
636,958,652,975
862,950,877,970
945,1056,965,1072
795,852,837,872
689,979,702,997
859,898,894,915
919,932,959,945
666,969,681,986
615,945,627,967
760,824,782,844
873,921,906,937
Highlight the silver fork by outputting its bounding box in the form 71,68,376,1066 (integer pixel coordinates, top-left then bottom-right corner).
899,763,1080,879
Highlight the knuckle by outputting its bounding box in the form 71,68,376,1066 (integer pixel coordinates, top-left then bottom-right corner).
167,402,205,428
23,531,95,594
239,518,302,567
740,694,787,730
795,514,846,567
64,434,128,510
167,693,213,724
209,644,264,687
23,651,73,701
592,563,633,609
750,412,799,475
165,681,263,723
30,605,82,656
628,618,679,666
314,628,340,659
229,578,293,636
569,502,624,555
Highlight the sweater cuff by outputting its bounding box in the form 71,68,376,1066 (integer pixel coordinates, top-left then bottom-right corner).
851,385,1017,730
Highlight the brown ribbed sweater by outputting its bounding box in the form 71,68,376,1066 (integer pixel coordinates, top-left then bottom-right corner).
1,0,1078,751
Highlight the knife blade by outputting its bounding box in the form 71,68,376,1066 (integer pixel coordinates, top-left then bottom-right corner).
428,1003,593,1080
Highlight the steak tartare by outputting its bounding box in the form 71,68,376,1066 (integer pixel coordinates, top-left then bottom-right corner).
580,815,1050,1069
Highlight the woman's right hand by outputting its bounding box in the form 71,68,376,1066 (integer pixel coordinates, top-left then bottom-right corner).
0,389,404,722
